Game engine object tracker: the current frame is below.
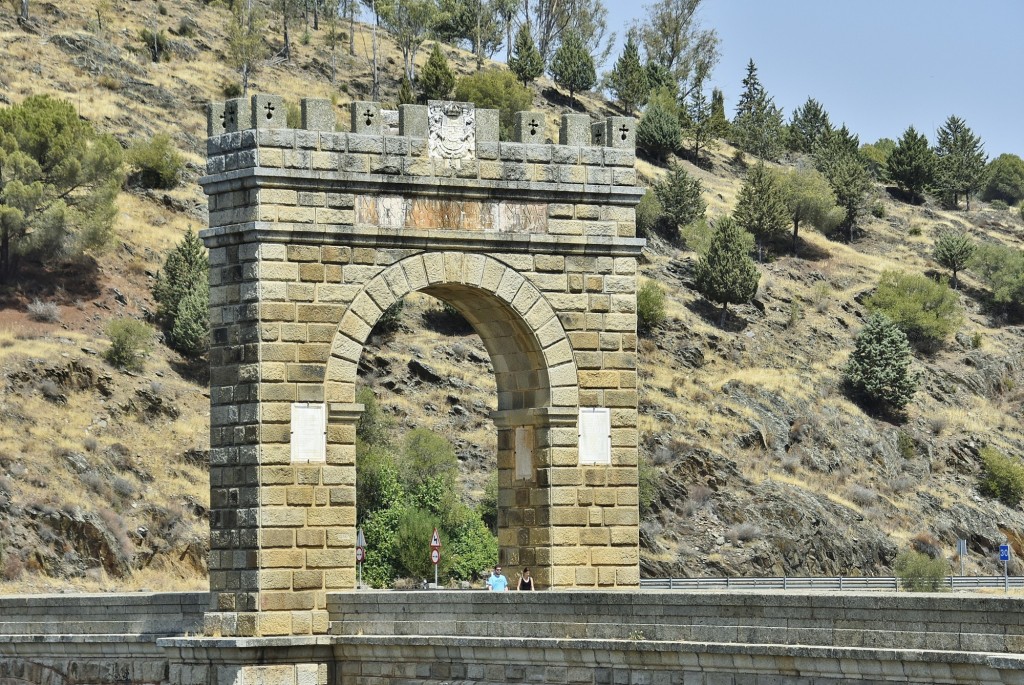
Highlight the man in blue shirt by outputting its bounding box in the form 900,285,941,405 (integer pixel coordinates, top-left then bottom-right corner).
485,565,508,591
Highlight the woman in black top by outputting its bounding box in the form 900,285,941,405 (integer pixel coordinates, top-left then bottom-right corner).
517,567,534,590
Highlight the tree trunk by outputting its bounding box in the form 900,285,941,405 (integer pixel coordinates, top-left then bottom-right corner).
370,0,379,101
19,0,28,22
0,229,9,282
349,0,355,56
719,303,727,327
283,10,291,60
475,0,483,69
313,0,318,30
952,269,959,290
792,219,800,257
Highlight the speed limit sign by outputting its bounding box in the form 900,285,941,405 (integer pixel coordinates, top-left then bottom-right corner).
355,546,365,563
430,548,440,565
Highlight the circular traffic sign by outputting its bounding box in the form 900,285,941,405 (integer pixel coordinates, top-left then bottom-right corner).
356,546,365,562
430,548,440,565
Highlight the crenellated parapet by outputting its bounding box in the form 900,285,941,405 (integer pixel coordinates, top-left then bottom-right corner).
203,96,640,240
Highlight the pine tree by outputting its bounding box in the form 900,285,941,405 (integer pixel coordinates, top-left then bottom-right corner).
787,97,832,153
709,87,729,138
887,125,935,203
693,217,760,324
636,87,682,162
684,80,717,162
933,230,975,289
507,23,543,86
549,30,596,105
734,162,790,261
820,153,871,243
732,59,784,160
418,42,455,101
153,229,210,358
0,95,123,281
397,77,416,105
777,167,841,257
934,115,987,210
844,313,919,415
607,32,648,114
652,162,705,237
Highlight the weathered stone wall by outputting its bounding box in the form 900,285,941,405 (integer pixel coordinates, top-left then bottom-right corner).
201,95,645,636
5,591,1024,684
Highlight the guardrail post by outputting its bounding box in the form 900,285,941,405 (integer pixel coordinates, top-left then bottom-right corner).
726,577,730,589
783,576,787,590
839,576,843,591
669,578,673,590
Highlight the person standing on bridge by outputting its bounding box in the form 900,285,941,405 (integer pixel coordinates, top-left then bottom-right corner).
486,566,509,591
517,567,534,590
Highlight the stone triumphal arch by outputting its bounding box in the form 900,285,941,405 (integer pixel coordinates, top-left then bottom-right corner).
200,95,644,636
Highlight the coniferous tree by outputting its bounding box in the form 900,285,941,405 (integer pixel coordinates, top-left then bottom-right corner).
507,23,544,86
693,217,760,324
645,61,675,96
787,97,832,153
418,42,455,101
636,87,681,161
684,79,717,162
549,30,596,105
815,125,871,243
887,125,935,203
652,161,705,236
153,229,209,358
397,77,416,105
933,230,975,289
776,167,842,256
732,59,784,160
0,95,123,281
607,32,648,114
934,115,987,210
844,313,919,415
709,87,729,138
734,162,790,261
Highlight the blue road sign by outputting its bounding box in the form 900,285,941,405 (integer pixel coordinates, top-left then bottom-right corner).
1000,544,1010,562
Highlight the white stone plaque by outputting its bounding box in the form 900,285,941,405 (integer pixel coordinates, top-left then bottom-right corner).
291,402,326,463
428,102,475,160
578,408,611,465
515,426,534,480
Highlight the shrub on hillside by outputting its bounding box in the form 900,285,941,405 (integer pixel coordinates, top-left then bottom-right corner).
636,280,666,336
127,133,185,189
636,88,681,162
27,299,59,323
652,162,705,240
970,242,1024,316
635,189,663,237
843,313,919,415
982,153,1024,205
978,447,1024,507
894,549,948,591
453,69,533,141
865,271,963,352
104,319,153,371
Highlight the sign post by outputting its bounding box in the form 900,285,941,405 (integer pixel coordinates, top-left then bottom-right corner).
356,527,366,589
1000,543,1010,593
958,539,967,577
430,527,441,589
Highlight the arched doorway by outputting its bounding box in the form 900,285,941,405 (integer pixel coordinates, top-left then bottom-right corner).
324,253,581,588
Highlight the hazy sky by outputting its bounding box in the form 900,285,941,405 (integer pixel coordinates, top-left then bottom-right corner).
604,0,1023,157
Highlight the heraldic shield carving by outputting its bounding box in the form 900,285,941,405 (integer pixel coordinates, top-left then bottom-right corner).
428,101,476,160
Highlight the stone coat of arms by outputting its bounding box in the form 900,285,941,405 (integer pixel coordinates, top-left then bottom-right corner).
428,102,476,160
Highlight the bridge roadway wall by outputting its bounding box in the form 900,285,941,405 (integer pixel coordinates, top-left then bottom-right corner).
3,590,1024,684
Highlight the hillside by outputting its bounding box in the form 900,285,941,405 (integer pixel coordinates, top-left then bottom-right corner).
1,0,1024,591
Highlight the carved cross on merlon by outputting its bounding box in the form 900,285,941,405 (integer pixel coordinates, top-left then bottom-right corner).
513,111,545,144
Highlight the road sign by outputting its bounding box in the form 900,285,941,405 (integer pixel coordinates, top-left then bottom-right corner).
430,528,441,549
1000,544,1010,562
357,528,366,548
431,548,440,565
356,546,365,563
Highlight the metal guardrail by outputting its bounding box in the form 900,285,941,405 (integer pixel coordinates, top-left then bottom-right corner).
640,576,1024,591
